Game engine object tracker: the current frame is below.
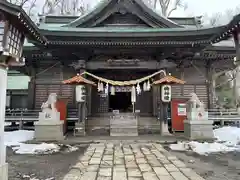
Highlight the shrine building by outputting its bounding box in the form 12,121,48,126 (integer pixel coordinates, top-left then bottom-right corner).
1,0,240,134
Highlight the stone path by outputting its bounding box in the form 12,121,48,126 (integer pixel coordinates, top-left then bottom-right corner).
62,142,205,180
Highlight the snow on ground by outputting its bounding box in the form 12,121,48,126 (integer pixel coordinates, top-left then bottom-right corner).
170,126,240,155
4,130,78,154
4,130,34,146
12,143,60,155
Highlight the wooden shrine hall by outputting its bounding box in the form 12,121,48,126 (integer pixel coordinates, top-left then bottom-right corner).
1,0,240,134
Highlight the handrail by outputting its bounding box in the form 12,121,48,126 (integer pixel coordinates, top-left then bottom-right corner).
207,108,239,116
5,108,79,122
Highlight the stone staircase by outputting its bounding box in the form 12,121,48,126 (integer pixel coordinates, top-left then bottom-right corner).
110,113,138,136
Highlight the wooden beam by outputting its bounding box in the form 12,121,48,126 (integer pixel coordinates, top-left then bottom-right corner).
86,60,161,70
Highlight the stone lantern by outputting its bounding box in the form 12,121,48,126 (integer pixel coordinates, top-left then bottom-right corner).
0,2,47,179
0,18,25,66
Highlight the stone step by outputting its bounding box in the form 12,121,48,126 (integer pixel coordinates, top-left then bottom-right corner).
110,114,138,136
110,128,138,136
111,122,138,126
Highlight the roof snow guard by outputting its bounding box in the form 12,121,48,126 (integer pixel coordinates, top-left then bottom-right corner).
66,0,183,28
212,13,240,44
0,1,47,44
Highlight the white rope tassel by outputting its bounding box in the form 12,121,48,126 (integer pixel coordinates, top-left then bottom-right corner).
110,86,115,95
104,83,109,94
131,86,136,103
97,81,101,92
146,80,151,91
136,83,141,95
143,82,147,91
100,82,104,91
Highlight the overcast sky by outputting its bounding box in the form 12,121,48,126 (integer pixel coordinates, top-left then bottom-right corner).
171,0,240,17
35,0,240,19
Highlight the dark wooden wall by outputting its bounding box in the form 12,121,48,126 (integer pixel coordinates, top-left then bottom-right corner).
29,59,210,117
89,70,154,115
31,62,76,109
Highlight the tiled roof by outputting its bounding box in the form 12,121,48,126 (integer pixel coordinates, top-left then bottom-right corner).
62,75,96,86
153,75,185,85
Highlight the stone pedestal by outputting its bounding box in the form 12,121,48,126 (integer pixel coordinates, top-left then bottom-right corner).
184,98,214,141
0,163,8,180
184,120,215,141
74,122,86,136
160,121,171,136
34,112,65,141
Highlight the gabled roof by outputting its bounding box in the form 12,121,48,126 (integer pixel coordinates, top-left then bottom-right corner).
41,15,198,26
0,1,47,44
65,0,183,28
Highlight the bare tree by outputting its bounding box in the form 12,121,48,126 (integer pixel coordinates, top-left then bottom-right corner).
41,0,61,15
206,6,240,26
7,0,37,17
41,0,90,16
144,0,187,17
208,12,222,26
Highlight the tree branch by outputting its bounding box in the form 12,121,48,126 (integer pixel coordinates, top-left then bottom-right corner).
167,0,181,17
28,0,37,16
19,0,29,7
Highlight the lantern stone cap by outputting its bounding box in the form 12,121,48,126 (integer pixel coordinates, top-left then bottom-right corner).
62,75,96,86
153,75,186,85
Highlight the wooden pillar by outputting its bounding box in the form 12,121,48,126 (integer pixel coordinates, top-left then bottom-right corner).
180,64,184,96
206,60,213,109
233,31,240,107
27,66,36,109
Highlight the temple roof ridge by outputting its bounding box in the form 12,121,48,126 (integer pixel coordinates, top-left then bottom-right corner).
64,0,183,28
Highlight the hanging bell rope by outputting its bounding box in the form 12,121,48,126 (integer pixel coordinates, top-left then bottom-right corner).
81,70,166,86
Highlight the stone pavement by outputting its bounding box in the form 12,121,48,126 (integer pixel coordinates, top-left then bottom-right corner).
62,142,205,180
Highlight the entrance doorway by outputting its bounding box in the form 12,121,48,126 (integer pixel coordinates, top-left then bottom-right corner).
109,92,132,112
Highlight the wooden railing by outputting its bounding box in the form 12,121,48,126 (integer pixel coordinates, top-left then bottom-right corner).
207,108,240,126
5,108,240,130
4,108,79,129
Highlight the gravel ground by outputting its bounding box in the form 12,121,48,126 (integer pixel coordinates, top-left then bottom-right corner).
7,144,88,180
166,146,240,180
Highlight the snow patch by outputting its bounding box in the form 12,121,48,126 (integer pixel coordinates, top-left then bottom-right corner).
4,130,78,155
214,126,240,146
4,130,34,146
12,143,60,155
170,127,240,155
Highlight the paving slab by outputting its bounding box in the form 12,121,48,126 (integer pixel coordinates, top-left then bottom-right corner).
142,172,159,180
63,142,205,180
127,168,142,177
